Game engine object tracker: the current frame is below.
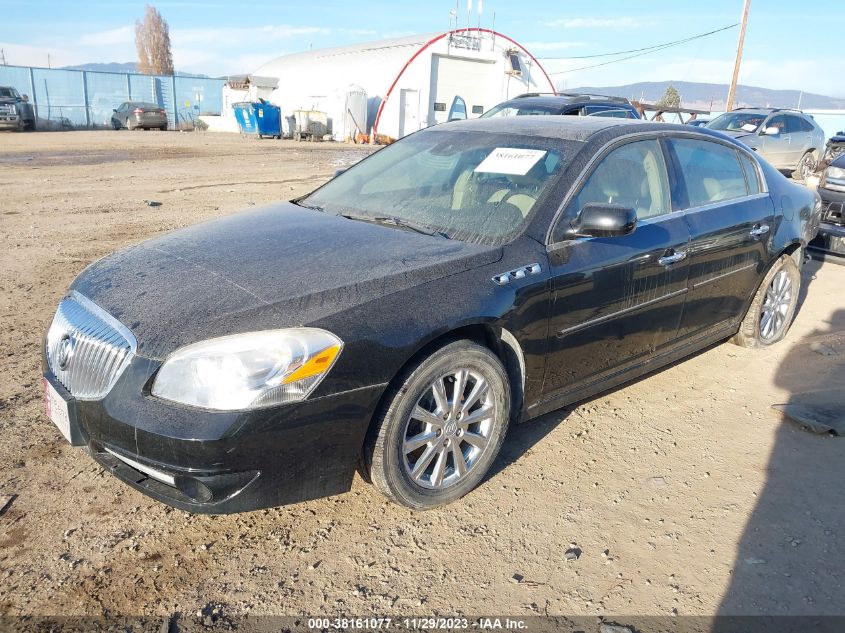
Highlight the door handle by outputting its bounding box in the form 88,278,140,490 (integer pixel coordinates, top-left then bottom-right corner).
658,250,687,266
749,224,770,238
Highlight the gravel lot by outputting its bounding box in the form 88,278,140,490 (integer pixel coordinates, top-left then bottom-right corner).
0,130,843,624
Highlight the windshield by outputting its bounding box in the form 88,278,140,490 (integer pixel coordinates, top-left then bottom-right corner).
480,103,561,118
299,130,577,244
707,112,767,133
0,87,20,99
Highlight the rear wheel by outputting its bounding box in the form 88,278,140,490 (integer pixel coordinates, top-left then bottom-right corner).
365,340,510,509
733,254,800,348
793,151,817,181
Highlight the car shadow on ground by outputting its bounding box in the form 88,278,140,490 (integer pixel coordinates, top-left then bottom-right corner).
717,266,845,616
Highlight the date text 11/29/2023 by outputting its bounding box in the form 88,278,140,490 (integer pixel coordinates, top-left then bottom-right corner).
306,617,528,630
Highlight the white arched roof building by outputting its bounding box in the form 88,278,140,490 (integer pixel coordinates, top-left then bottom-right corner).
252,28,555,141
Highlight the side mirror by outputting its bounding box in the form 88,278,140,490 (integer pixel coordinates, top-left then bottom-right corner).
21,94,29,102
571,203,637,238
333,168,347,178
113,108,118,113
763,126,780,136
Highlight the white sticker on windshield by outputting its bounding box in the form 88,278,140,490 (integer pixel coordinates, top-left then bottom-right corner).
741,123,758,132
474,148,547,175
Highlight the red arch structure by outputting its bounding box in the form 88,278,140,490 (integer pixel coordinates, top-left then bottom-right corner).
372,28,556,137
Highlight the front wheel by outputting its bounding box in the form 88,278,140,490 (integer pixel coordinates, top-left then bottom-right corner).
365,340,511,510
793,151,816,181
733,254,801,348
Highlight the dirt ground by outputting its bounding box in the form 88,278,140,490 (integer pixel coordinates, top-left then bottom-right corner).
1,131,843,624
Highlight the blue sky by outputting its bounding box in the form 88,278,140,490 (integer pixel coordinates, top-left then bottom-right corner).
1,0,843,96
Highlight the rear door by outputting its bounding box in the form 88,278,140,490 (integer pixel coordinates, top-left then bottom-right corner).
542,137,691,400
665,136,775,339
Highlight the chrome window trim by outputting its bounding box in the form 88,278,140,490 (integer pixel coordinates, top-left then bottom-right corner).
545,130,771,247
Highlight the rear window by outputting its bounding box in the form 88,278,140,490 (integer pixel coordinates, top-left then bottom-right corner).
668,138,750,208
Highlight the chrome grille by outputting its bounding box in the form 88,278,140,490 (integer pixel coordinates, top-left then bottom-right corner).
46,291,137,399
0,104,14,115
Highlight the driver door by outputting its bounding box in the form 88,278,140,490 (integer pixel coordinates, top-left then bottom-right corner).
542,138,691,401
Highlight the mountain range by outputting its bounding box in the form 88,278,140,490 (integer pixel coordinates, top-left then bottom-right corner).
60,62,210,78
568,81,845,111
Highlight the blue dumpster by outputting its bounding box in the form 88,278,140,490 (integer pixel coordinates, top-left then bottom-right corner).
232,102,282,139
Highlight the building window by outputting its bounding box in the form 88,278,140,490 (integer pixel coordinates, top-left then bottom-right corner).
472,105,484,114
507,51,523,76
434,102,446,112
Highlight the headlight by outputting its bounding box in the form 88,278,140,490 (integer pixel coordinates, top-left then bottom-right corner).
151,328,343,410
9,103,17,114
826,166,845,181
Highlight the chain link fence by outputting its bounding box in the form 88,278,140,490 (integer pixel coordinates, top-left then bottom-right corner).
0,64,225,130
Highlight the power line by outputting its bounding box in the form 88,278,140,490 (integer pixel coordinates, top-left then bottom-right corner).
542,23,739,75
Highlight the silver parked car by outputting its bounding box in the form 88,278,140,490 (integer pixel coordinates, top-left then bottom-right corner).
706,108,825,181
110,101,168,131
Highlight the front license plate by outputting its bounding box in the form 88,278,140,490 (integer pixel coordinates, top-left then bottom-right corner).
43,378,71,442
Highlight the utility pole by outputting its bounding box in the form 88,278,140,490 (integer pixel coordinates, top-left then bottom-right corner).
725,0,751,112
0,48,6,65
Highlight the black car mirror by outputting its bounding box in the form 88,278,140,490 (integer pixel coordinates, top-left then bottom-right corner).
21,94,29,102
571,203,637,238
113,108,118,113
334,168,347,178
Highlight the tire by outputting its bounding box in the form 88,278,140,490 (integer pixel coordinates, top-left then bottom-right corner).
365,340,511,510
733,254,801,348
793,151,817,181
24,119,35,131
126,119,134,131
111,119,121,130
159,126,167,132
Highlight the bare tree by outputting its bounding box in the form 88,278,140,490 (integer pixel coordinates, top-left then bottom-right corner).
135,4,174,75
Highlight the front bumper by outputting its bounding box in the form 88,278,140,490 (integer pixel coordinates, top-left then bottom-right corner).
43,357,386,513
0,114,22,129
808,186,845,262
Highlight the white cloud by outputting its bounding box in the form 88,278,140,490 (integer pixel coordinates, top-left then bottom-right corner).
79,26,134,47
545,17,646,29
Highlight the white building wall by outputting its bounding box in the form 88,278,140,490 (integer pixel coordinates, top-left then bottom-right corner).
252,30,554,141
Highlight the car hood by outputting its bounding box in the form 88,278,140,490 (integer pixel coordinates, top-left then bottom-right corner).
71,203,502,359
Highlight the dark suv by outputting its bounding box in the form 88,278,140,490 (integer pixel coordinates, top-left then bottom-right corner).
481,93,640,120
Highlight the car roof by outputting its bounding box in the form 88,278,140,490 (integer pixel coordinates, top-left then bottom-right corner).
497,96,632,109
434,115,649,142
433,115,748,145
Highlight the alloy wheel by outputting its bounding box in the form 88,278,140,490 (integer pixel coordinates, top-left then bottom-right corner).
799,154,815,181
760,269,792,340
402,369,494,490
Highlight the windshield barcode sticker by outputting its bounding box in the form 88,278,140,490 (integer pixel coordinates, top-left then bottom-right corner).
474,148,547,175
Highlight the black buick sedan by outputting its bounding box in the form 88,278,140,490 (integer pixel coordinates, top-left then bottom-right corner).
43,117,820,512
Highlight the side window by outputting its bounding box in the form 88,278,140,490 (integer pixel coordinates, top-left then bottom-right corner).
799,117,815,132
784,115,803,134
448,96,467,122
668,138,749,207
767,115,787,134
567,139,671,225
738,153,761,195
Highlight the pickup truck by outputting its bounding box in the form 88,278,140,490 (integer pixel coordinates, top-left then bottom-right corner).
0,86,36,131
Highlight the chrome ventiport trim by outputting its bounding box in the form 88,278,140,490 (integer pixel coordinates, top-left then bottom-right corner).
492,262,542,285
